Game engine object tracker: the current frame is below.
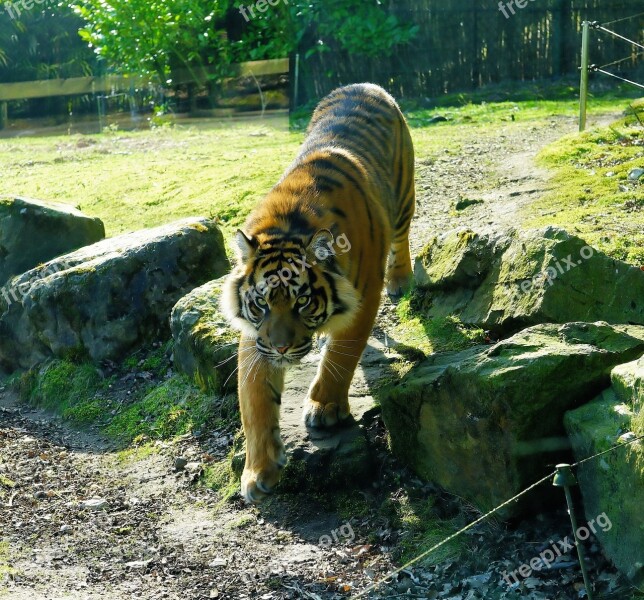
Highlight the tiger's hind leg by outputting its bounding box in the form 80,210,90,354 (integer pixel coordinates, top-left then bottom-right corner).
386,231,413,297
386,135,415,297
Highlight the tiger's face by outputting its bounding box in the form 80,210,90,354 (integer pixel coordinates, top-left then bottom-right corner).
222,229,359,366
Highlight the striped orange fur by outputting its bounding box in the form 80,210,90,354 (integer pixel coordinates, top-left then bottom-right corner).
222,83,415,502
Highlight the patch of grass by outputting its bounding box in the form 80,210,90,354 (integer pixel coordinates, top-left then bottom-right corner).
392,294,486,355
523,118,644,266
13,345,240,446
0,540,16,578
103,374,227,442
0,123,300,239
17,359,106,424
382,493,467,567
228,514,255,529
202,458,240,504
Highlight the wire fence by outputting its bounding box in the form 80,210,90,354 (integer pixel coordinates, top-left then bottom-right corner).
295,0,644,105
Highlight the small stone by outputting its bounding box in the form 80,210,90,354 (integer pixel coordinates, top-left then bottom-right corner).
174,457,188,471
34,491,47,499
80,497,108,511
185,461,202,472
209,558,227,568
627,168,644,181
60,524,73,534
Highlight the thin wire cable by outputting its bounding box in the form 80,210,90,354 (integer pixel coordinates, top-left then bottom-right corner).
571,433,644,468
598,51,644,71
351,470,556,599
593,68,644,91
595,25,644,51
602,11,644,27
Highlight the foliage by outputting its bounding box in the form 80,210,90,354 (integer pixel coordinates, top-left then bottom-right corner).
70,0,417,79
0,1,95,82
292,0,419,59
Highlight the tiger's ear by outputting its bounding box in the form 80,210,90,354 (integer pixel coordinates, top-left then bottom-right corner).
306,229,335,263
235,229,257,262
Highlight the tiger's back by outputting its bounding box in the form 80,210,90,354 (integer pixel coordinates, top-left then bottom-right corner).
223,83,415,503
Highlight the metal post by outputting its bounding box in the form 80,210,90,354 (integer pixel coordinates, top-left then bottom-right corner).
553,464,594,600
579,21,590,132
293,53,300,110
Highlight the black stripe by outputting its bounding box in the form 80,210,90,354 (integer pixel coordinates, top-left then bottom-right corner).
330,206,347,219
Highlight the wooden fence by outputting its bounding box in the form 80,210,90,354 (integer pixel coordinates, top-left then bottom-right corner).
295,0,644,104
0,58,289,130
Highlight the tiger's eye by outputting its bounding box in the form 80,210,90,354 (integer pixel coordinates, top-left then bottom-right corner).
296,296,310,307
255,296,267,307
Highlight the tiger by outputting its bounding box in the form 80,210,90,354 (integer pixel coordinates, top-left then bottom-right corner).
222,82,415,503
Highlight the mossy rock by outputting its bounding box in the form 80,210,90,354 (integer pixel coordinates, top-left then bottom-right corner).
0,196,105,287
413,226,644,335
380,321,644,515
170,277,238,394
0,218,228,372
565,356,644,584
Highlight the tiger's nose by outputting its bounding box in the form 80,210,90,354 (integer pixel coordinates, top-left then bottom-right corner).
276,346,290,355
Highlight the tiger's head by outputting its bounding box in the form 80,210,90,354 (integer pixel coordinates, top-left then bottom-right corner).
222,228,359,366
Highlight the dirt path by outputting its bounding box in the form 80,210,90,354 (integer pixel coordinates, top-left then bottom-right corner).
1,114,636,600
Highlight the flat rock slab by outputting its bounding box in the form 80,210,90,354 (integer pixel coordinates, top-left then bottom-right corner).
565,356,644,585
414,226,644,334
277,338,392,490
0,196,105,287
380,321,644,515
0,218,229,371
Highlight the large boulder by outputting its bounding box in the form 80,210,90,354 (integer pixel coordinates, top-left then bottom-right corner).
0,197,105,286
379,322,644,514
170,277,238,394
0,218,229,371
565,357,644,584
413,227,644,334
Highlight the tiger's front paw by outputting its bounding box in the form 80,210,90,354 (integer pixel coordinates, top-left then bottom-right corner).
241,434,287,504
303,398,350,428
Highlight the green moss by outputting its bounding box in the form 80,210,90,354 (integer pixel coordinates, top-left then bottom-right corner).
524,121,644,265
202,458,240,504
393,295,486,355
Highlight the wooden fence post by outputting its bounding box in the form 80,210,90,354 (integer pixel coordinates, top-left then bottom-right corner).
0,101,7,131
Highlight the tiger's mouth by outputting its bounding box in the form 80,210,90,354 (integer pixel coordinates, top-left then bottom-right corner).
258,339,314,366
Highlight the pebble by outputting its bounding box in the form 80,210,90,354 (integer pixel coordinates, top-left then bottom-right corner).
80,497,108,511
174,457,188,471
628,168,644,181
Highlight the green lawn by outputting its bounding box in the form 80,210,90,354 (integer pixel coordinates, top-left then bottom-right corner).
0,89,641,260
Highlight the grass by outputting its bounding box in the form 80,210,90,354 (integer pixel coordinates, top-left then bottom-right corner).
0,87,638,244
11,343,241,447
0,121,299,240
522,113,644,265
